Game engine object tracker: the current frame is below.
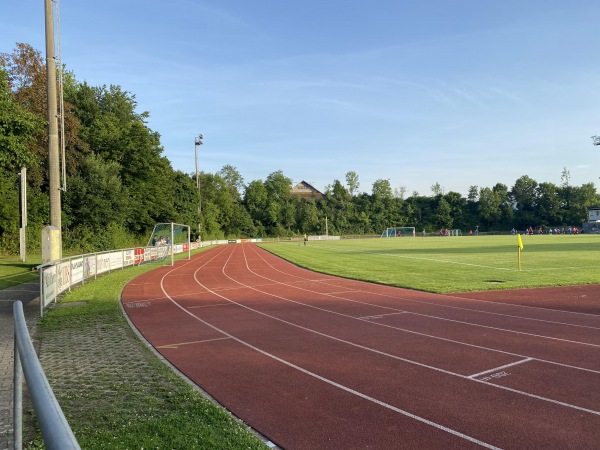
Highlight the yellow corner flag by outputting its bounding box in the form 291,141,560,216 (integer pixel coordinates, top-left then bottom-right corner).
517,233,523,271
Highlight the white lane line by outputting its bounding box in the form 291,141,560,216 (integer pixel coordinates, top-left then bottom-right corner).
468,358,534,379
249,247,600,339
158,246,600,425
158,257,501,449
230,246,600,415
188,246,600,416
187,303,233,309
158,337,232,349
253,246,600,325
124,296,166,303
244,248,600,364
359,312,409,320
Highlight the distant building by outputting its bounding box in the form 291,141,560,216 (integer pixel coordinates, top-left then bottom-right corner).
588,207,600,223
290,180,323,200
582,206,600,233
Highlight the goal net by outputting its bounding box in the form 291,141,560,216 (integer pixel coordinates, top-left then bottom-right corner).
381,227,416,238
145,222,191,265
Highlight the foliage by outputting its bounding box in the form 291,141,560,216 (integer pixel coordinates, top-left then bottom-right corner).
2,42,600,255
0,68,42,172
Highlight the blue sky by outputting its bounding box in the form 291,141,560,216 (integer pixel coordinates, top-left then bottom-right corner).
3,1,600,196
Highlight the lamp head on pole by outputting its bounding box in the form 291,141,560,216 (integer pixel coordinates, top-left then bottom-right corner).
195,134,204,146
592,135,600,146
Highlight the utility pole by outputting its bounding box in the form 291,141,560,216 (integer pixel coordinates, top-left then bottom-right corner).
194,134,204,238
18,168,27,262
45,0,62,258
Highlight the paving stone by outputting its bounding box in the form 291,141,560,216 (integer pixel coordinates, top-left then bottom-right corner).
0,282,40,450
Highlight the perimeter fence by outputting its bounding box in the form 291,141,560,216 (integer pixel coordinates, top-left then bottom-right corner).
36,242,194,317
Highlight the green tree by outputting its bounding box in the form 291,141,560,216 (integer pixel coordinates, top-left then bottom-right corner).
0,68,42,172
535,182,562,226
478,187,502,228
435,198,453,229
431,182,443,197
372,179,393,200
1,43,88,191
62,155,131,250
244,180,269,235
564,183,600,225
218,164,245,200
510,175,538,228
263,171,293,234
345,170,360,196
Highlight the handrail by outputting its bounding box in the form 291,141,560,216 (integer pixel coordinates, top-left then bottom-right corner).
13,301,80,450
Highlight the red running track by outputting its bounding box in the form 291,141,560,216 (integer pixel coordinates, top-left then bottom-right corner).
121,244,600,449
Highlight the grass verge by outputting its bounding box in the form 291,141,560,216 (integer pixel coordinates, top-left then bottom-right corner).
0,255,41,289
32,257,268,449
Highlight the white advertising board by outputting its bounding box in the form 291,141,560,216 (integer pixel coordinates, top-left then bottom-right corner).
84,255,96,279
57,261,71,294
71,257,84,284
96,253,111,275
123,249,135,266
109,251,123,270
42,265,57,308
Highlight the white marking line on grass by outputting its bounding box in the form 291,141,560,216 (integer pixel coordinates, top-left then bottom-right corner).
317,245,600,272
468,358,533,379
333,247,518,271
157,337,232,349
192,246,600,417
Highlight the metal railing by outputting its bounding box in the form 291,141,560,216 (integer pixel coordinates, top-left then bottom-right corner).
13,301,80,450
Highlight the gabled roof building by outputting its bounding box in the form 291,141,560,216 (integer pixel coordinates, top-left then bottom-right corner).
290,180,323,199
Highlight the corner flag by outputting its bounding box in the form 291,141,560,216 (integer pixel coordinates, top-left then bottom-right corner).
517,234,523,250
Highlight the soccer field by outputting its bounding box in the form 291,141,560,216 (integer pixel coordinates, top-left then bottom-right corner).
261,234,600,293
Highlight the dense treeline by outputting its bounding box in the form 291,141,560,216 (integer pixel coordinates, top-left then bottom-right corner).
1,43,599,254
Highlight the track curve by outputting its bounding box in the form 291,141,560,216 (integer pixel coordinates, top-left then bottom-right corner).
122,244,600,449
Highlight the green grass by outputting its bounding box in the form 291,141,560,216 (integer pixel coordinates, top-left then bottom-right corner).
33,253,268,450
0,255,41,289
260,234,600,293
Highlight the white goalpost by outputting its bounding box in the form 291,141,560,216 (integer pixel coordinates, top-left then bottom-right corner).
147,222,191,266
381,227,416,238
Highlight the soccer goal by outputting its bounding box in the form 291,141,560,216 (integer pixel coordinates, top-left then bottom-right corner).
146,222,191,266
381,227,416,238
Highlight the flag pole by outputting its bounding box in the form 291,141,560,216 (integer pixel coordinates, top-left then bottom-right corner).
517,233,523,271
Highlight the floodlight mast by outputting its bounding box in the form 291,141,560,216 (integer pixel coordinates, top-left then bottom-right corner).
592,135,600,146
194,134,204,237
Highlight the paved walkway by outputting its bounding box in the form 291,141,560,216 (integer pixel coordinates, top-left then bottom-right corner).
0,281,40,450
